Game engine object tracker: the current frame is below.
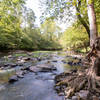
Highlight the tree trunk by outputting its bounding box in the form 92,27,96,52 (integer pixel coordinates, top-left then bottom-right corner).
76,0,90,39
55,37,100,98
87,0,98,47
86,1,99,92
55,1,100,98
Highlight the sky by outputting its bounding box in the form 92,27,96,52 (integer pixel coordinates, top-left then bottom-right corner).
26,0,42,26
26,0,75,31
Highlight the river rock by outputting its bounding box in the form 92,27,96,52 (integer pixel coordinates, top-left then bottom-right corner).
21,66,30,71
16,71,24,78
70,69,77,73
22,70,28,74
7,55,11,58
78,90,89,100
11,64,17,68
4,64,10,67
23,57,31,61
0,67,4,70
52,60,58,62
9,75,18,83
17,74,24,78
72,96,78,100
54,85,61,92
92,96,99,100
58,92,64,96
39,64,56,72
37,57,42,61
67,61,73,66
0,84,5,91
29,64,56,73
41,67,56,72
29,66,41,72
62,60,67,63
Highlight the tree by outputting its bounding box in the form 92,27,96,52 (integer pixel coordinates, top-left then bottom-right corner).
54,0,100,99
86,0,100,93
41,17,59,40
60,25,89,52
75,0,90,39
40,17,62,50
40,0,100,46
87,0,98,46
0,0,25,49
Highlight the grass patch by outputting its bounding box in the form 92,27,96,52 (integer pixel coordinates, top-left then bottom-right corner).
14,53,28,57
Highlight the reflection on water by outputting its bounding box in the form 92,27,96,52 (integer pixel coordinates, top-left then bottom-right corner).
0,51,82,100
0,69,19,83
0,73,64,100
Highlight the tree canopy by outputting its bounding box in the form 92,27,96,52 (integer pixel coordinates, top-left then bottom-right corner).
0,0,100,52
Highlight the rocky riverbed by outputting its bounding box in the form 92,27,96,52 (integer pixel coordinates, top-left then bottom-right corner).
0,51,83,100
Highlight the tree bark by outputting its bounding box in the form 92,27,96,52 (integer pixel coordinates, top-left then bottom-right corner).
87,0,98,47
55,1,100,97
76,0,90,39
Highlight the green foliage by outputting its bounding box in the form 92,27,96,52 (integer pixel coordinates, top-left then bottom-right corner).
39,18,62,50
0,0,99,52
0,0,61,50
60,24,89,52
0,0,24,49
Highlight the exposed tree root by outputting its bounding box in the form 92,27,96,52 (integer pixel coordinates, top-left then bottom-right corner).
55,68,100,99
54,37,100,99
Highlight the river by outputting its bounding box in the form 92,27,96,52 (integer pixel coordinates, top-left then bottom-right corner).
0,51,81,100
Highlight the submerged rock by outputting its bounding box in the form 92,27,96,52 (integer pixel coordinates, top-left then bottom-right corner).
52,60,58,62
22,66,30,71
0,84,5,91
62,60,67,63
67,61,73,66
9,75,18,83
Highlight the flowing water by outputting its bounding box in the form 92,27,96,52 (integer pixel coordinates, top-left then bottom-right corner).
0,51,81,100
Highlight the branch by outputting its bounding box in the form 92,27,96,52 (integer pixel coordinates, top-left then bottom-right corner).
76,0,90,39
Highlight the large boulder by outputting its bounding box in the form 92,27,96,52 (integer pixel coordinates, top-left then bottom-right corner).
29,64,56,73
